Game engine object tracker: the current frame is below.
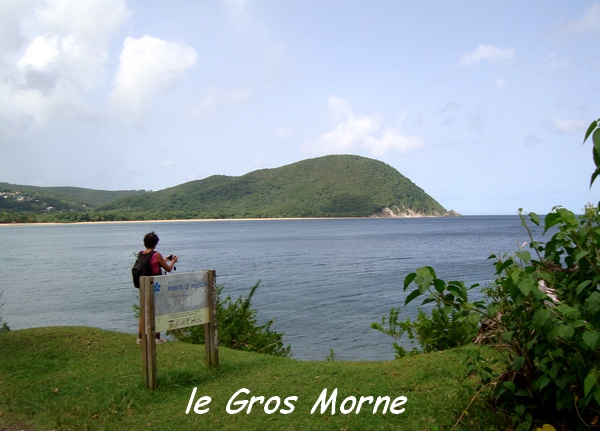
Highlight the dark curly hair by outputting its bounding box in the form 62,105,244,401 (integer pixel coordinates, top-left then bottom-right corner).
143,231,159,249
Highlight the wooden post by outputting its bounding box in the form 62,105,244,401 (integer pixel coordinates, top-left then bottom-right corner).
140,270,218,390
140,276,157,390
204,270,219,368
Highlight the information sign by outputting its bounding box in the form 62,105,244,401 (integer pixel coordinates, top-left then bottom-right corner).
152,271,210,332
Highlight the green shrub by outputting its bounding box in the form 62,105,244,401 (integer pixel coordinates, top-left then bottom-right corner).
371,285,478,358
397,118,600,430
168,281,291,357
404,206,600,430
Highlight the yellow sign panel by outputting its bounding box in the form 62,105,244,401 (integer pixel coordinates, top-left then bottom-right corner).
152,271,210,332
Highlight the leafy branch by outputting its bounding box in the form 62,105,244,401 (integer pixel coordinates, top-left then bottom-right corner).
584,118,600,187
382,117,600,430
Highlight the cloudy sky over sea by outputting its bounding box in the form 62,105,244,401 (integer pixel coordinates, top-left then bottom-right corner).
1,0,599,214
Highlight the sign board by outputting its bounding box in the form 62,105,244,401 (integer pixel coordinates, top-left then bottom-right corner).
140,270,218,390
153,271,210,332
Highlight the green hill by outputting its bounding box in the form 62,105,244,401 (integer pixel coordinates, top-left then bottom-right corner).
100,155,451,218
0,182,146,213
0,155,455,222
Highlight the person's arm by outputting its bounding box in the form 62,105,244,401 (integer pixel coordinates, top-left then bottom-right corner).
155,252,178,273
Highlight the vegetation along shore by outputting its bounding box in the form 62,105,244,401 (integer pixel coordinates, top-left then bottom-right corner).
0,155,458,223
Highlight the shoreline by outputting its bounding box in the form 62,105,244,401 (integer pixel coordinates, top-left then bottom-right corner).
0,217,354,227
0,214,463,227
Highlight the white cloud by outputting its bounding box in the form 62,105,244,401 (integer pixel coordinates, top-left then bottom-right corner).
546,53,570,70
459,43,515,68
524,134,542,147
189,86,251,118
273,126,295,141
35,0,130,40
364,127,423,157
557,4,600,35
495,77,506,90
550,116,588,134
27,0,130,90
1,1,198,126
302,96,423,157
221,0,252,26
17,36,59,71
160,160,176,168
0,0,36,56
328,95,352,122
436,101,462,127
109,35,197,121
0,0,131,124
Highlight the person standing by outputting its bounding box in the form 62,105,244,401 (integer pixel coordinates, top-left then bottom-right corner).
136,231,178,344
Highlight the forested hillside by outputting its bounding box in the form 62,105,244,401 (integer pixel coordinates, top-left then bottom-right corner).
0,183,146,222
1,155,454,222
100,155,449,218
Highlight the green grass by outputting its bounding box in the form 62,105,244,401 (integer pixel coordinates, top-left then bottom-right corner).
0,327,508,431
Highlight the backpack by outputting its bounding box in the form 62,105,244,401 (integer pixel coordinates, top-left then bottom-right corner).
132,250,156,288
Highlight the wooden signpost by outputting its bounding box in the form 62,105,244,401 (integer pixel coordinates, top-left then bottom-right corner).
140,270,218,390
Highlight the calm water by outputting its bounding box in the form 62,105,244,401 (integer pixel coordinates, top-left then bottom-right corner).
0,216,533,360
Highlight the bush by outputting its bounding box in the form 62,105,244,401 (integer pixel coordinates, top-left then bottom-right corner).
371,283,478,358
396,118,600,430
168,281,291,357
404,207,600,430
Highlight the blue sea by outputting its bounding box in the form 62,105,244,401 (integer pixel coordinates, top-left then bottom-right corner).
0,216,535,361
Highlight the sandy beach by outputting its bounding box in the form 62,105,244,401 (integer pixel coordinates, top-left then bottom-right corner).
0,217,352,227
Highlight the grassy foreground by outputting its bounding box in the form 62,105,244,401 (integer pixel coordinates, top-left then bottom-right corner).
0,327,508,431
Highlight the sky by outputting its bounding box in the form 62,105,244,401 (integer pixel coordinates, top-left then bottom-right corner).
1,0,599,215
